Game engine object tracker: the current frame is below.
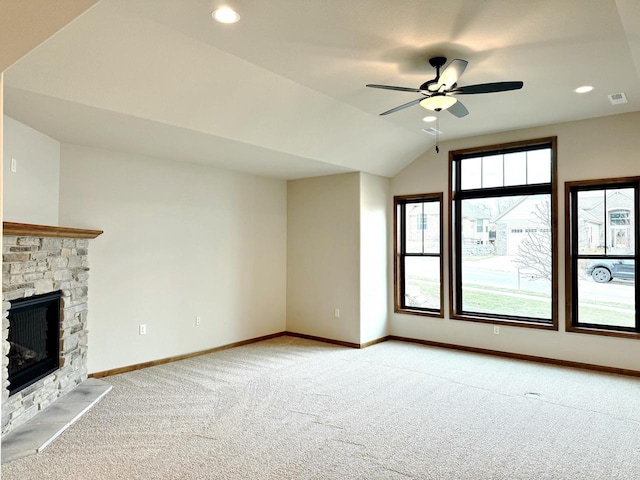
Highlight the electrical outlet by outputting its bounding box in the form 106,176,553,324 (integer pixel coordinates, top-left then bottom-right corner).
493,326,500,335
10,158,17,173
139,324,147,335
196,316,201,326
334,309,340,318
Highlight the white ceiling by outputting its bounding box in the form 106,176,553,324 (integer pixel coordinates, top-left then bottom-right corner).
4,0,640,179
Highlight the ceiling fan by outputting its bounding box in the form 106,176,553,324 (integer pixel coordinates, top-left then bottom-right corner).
366,56,523,118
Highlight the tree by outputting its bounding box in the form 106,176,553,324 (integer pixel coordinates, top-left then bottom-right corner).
514,200,552,282
496,197,521,215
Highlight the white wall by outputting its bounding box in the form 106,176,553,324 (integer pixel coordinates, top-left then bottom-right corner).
360,172,390,344
1,75,3,231
58,144,287,373
287,173,361,344
2,115,60,225
391,112,640,371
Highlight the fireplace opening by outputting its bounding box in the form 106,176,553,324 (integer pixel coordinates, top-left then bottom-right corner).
8,291,62,396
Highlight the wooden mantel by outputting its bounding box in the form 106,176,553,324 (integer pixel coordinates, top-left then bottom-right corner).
2,222,103,239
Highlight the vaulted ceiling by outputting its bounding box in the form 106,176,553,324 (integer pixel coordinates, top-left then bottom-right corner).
4,0,640,179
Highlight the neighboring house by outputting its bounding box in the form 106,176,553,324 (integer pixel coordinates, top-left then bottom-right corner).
477,190,633,258
493,197,550,256
576,202,603,254
577,189,634,253
405,203,439,251
461,202,493,246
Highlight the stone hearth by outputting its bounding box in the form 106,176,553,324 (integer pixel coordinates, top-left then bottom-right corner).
2,222,102,435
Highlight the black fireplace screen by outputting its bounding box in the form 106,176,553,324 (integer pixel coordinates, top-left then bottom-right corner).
8,291,61,395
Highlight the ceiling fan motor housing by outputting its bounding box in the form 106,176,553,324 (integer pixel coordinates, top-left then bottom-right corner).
428,56,447,69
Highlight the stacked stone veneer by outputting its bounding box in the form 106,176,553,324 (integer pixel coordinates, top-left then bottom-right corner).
2,235,91,435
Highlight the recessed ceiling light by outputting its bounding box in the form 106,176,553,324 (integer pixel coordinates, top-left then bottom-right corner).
574,86,594,94
422,116,437,123
212,7,240,24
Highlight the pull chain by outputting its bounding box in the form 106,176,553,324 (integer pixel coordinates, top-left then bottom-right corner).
435,115,440,153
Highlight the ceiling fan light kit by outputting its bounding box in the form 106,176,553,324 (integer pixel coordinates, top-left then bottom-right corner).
366,56,524,118
420,95,457,111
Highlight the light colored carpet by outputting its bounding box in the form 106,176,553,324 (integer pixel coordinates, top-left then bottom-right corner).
2,336,639,479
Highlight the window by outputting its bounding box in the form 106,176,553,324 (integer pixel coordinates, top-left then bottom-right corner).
449,137,557,328
566,178,639,337
395,193,443,316
417,213,428,230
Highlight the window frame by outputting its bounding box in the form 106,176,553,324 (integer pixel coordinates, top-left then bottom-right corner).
565,176,640,339
449,137,558,330
394,192,444,318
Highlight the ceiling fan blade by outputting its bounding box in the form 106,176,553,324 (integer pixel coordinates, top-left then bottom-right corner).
437,59,468,90
451,81,524,95
366,84,422,93
379,97,423,116
448,100,469,118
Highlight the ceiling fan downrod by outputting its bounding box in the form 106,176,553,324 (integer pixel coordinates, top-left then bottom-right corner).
429,56,447,81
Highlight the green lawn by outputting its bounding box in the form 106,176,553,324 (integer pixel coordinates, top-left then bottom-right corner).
461,286,551,319
407,275,634,324
578,306,635,328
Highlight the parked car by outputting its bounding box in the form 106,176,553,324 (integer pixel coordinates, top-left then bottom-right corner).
585,259,635,283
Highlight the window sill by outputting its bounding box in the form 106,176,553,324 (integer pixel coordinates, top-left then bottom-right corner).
566,326,640,340
450,313,557,330
395,307,444,319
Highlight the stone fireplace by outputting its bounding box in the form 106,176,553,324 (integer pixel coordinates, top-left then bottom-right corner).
2,222,102,435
